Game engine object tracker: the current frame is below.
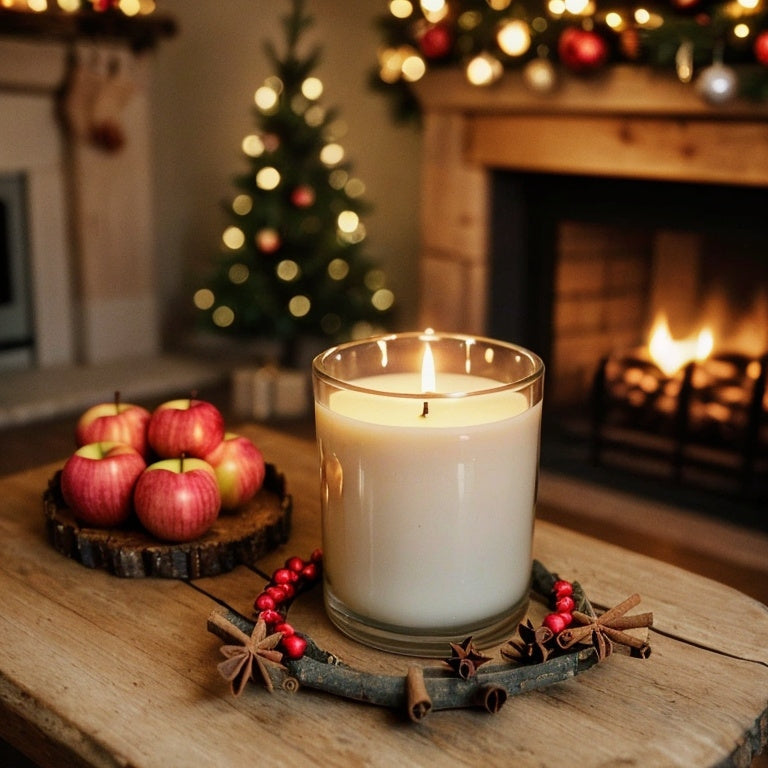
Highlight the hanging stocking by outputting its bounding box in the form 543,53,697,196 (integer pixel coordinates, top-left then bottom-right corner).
89,50,136,153
58,45,106,141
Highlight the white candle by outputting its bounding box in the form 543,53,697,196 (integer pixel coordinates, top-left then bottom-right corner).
313,334,543,652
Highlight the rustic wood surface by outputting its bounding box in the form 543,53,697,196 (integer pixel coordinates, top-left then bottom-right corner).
0,424,766,768
42,464,291,579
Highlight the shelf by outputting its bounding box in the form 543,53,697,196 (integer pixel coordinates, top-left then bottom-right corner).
0,7,177,51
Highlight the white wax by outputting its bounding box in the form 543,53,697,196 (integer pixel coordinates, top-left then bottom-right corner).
316,372,542,630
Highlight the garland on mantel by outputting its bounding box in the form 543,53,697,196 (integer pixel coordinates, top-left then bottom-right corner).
207,556,653,721
371,0,768,121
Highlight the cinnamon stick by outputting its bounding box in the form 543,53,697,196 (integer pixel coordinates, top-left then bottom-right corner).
406,666,432,722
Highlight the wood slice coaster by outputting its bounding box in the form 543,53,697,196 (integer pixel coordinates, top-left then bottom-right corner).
43,463,291,579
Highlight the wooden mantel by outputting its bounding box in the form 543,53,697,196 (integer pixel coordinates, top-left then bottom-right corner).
413,66,768,335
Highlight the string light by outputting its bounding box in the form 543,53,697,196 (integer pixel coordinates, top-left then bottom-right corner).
228,263,249,284
242,134,265,157
276,260,300,281
222,226,245,250
212,306,235,328
390,0,413,18
232,194,252,215
301,77,323,100
254,85,280,113
497,20,531,57
193,289,215,311
320,143,345,166
466,52,503,85
255,167,281,190
328,258,350,280
372,288,395,311
288,295,311,318
337,210,359,233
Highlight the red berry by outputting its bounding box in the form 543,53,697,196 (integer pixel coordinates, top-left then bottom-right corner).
300,562,318,582
254,592,276,611
555,595,575,614
257,609,282,626
281,633,307,659
310,548,323,563
278,582,296,600
285,556,305,573
266,585,289,605
543,612,570,634
275,621,295,637
272,567,298,585
553,580,573,598
559,612,573,627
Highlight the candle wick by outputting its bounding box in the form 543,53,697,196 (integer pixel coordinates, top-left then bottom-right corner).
420,401,429,418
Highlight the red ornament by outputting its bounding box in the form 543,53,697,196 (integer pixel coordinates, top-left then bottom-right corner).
419,22,453,59
671,0,702,11
256,228,281,254
558,27,608,73
290,185,315,208
755,31,768,66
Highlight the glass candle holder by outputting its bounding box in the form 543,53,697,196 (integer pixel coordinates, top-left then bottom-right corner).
312,331,544,657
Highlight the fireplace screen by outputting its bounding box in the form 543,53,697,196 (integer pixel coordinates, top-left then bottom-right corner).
490,171,768,505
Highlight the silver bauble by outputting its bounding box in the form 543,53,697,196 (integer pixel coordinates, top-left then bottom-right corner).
523,58,557,94
695,63,738,105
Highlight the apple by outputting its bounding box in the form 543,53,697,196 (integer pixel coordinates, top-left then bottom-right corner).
133,456,221,542
147,397,225,459
203,432,266,510
60,442,146,527
75,391,151,457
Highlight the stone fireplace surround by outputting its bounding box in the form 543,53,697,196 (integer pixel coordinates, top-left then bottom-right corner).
414,67,768,341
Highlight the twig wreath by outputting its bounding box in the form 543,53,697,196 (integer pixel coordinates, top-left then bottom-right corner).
207,555,653,722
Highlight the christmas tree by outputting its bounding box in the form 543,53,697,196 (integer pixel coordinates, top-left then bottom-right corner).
194,0,394,365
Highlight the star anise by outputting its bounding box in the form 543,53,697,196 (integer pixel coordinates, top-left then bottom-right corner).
217,617,285,695
444,636,492,680
555,593,653,661
501,619,557,664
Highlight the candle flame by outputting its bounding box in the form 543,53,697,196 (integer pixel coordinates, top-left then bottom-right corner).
648,313,714,376
421,343,436,392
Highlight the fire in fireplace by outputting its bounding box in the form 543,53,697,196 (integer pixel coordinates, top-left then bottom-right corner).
489,170,768,511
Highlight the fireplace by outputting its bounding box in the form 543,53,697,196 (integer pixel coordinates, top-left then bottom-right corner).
413,68,768,518
487,170,768,504
0,25,172,371
0,172,33,367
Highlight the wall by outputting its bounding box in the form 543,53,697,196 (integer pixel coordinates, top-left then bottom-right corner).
149,0,422,347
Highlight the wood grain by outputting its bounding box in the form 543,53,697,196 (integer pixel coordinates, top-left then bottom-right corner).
0,426,765,767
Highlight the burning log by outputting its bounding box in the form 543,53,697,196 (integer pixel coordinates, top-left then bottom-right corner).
591,350,768,496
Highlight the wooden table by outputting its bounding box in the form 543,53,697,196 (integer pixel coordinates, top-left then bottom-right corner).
1,424,766,768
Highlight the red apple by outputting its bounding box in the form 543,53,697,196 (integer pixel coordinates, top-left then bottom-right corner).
203,432,266,510
75,391,151,457
147,397,225,459
133,456,221,541
60,442,146,527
